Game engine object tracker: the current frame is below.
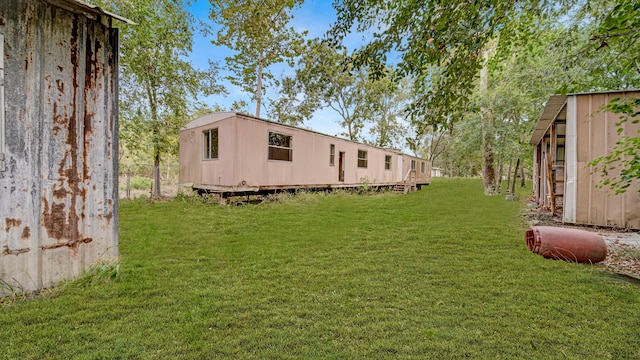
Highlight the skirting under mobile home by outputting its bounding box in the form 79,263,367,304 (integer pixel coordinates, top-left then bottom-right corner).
530,90,640,229
179,113,431,198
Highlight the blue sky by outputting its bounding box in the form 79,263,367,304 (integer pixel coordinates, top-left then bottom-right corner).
185,0,370,138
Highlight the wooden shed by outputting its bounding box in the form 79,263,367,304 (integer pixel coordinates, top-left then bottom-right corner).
0,0,130,296
530,90,640,229
179,112,431,199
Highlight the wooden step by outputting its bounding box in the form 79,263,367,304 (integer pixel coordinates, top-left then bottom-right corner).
393,183,410,194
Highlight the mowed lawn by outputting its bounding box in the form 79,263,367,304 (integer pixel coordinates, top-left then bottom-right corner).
1,178,639,359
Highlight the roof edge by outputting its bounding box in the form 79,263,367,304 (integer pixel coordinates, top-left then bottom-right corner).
184,112,423,158
47,0,135,25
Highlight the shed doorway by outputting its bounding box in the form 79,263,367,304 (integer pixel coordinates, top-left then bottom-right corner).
338,151,345,182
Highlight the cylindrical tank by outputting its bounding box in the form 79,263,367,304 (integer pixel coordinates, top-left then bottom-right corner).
525,226,607,263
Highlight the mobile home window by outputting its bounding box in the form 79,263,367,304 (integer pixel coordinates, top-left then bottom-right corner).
268,131,292,161
203,128,218,159
421,161,425,173
411,160,416,170
384,155,391,170
357,150,368,168
330,144,335,166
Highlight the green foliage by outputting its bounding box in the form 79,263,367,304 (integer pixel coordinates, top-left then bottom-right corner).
69,261,122,288
365,76,411,148
590,97,640,194
276,39,404,141
127,176,153,191
209,0,307,117
281,39,370,139
329,0,559,130
95,0,224,197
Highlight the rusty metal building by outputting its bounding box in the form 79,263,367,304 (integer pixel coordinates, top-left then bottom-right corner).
0,0,129,296
530,90,640,229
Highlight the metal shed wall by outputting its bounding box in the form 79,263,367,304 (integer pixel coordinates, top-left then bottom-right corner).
532,91,640,229
0,0,119,295
571,92,640,229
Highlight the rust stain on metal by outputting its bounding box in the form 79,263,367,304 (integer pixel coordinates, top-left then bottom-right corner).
82,37,101,183
2,246,31,256
41,237,92,251
41,198,68,239
21,226,31,239
5,218,22,232
104,199,113,226
56,79,65,94
39,14,107,258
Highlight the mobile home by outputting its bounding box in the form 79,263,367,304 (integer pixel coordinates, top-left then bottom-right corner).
179,113,431,199
530,90,640,229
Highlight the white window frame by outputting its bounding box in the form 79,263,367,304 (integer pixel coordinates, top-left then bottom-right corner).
203,128,218,160
357,149,368,168
329,144,335,166
268,131,293,162
384,155,392,170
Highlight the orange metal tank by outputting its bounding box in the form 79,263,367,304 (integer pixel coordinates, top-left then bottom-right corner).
525,226,607,263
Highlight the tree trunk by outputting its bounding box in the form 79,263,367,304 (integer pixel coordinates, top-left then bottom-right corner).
506,158,513,194
480,47,500,195
520,163,526,187
153,151,161,198
255,51,264,118
511,158,520,195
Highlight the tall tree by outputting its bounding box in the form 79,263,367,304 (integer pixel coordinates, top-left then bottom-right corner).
209,0,306,118
366,77,410,148
95,0,223,198
267,76,317,126
329,1,554,128
279,39,374,140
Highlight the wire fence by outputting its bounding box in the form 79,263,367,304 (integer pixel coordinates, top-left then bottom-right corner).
118,163,180,199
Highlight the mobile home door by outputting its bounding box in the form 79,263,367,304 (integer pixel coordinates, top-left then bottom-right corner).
339,151,345,182
397,154,403,181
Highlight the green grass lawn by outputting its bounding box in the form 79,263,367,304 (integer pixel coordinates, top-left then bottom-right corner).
1,178,639,359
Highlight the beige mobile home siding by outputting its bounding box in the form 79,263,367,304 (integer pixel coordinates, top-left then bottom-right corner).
179,113,431,190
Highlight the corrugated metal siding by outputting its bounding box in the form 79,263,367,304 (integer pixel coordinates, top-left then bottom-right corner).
0,0,119,295
533,91,639,229
573,92,640,229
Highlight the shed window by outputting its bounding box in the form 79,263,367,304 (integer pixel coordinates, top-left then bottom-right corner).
411,160,416,170
357,150,368,168
421,161,426,173
0,34,5,172
268,132,292,161
203,128,218,159
385,155,391,170
330,144,335,166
